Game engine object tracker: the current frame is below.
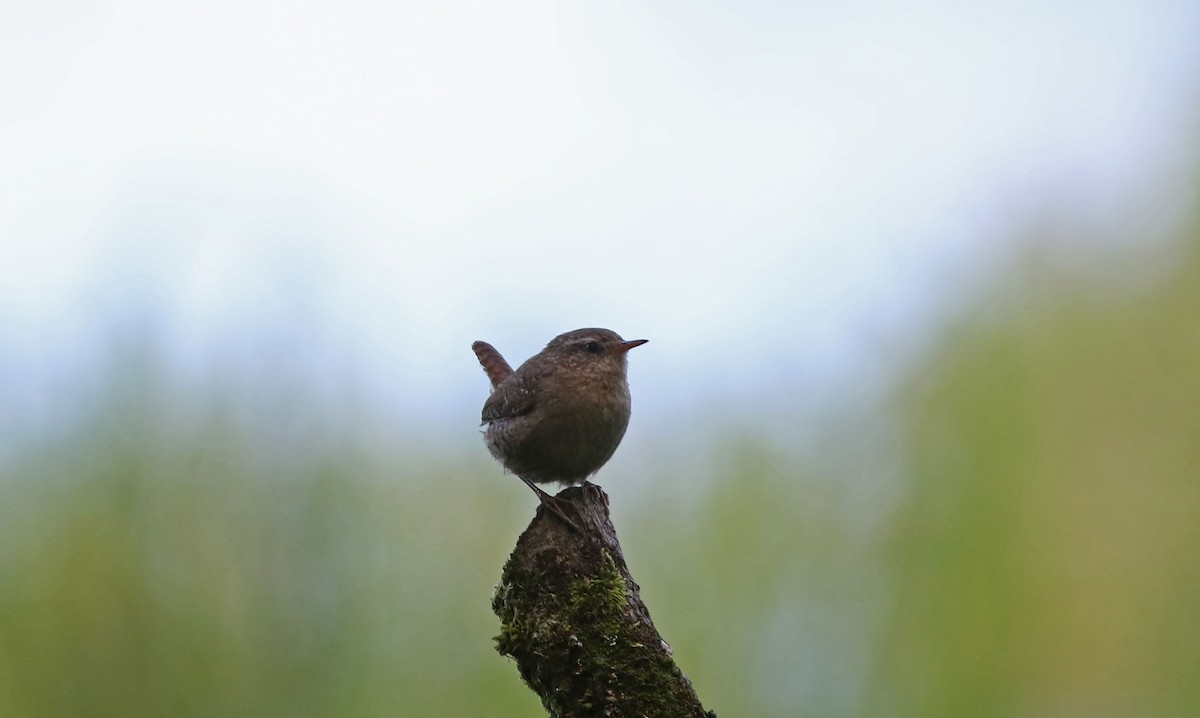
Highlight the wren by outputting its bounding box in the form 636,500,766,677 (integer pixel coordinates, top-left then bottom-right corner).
472,328,647,525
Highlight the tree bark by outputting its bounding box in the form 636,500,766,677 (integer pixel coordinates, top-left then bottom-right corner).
492,483,715,718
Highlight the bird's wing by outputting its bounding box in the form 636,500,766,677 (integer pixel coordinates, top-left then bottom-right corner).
481,377,537,423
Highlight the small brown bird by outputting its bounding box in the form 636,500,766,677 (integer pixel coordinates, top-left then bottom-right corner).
472,328,647,523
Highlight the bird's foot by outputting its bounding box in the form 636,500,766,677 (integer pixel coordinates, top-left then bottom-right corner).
521,478,582,533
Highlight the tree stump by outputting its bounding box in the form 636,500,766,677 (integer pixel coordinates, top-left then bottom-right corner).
492,483,715,718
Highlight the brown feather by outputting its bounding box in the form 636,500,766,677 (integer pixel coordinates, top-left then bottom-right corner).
472,340,514,388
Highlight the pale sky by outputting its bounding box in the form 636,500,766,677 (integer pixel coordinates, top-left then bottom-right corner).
2,0,1198,436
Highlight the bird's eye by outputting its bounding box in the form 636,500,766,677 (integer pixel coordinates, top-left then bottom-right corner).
584,340,603,354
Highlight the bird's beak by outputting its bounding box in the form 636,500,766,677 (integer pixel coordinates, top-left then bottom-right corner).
613,339,648,354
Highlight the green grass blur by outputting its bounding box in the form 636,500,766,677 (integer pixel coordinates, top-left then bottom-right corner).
2,201,1198,716
871,220,1200,716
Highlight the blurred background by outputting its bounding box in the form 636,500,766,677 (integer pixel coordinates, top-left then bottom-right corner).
3,1,1199,716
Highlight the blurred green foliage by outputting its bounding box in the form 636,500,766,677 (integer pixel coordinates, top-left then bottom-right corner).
872,227,1200,716
2,208,1198,716
0,412,543,717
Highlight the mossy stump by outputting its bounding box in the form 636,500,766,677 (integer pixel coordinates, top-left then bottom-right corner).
492,483,714,718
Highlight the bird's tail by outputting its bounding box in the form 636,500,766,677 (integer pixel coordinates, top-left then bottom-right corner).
472,341,514,388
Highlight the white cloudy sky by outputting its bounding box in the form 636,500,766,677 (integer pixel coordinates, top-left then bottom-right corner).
2,0,1198,432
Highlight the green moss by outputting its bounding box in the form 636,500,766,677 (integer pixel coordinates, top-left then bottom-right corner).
493,547,710,717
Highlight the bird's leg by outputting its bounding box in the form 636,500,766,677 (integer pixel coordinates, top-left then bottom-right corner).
518,476,582,533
